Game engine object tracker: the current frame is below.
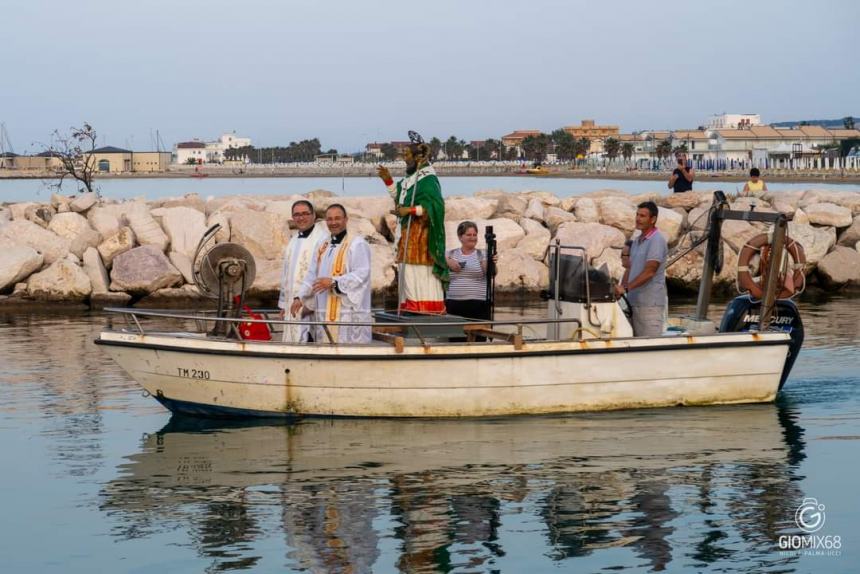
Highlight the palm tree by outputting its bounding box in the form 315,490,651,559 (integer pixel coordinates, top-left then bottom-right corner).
655,139,673,160
573,137,591,164
604,137,620,163
621,142,634,162
844,116,856,130
521,134,550,163
429,137,442,160
551,129,576,161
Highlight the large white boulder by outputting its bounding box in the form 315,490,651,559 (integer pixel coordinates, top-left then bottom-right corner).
495,248,549,290
596,197,636,233
206,212,231,243
522,198,545,223
168,251,195,284
804,202,853,228
153,193,206,212
48,212,91,240
110,245,183,294
9,202,39,221
444,218,525,251
788,222,837,266
816,246,860,287
97,226,136,267
554,222,626,260
126,204,169,251
26,259,92,301
48,212,101,258
515,233,549,261
721,219,763,253
229,209,291,260
559,197,578,212
518,217,549,237
573,197,600,223
370,243,397,292
543,207,577,234
347,216,387,245
491,194,528,219
0,219,70,264
70,192,98,213
0,246,44,291
520,190,561,207
206,196,267,215
656,206,684,245
444,197,499,221
514,218,551,260
160,206,207,258
335,196,394,225
800,190,860,214
658,191,707,210
247,258,284,296
82,247,110,294
837,215,860,247
87,207,122,238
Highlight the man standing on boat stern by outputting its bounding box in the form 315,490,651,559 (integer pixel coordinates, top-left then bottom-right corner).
278,199,326,342
615,201,668,337
376,131,448,314
293,204,372,344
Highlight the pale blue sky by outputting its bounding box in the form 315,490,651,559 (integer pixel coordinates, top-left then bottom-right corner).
3,0,857,153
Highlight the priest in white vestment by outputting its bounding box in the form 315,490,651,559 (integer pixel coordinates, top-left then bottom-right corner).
293,204,372,344
278,200,327,342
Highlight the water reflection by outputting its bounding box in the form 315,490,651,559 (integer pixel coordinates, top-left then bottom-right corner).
101,405,807,572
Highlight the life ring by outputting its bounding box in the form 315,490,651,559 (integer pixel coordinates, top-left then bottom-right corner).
737,233,806,299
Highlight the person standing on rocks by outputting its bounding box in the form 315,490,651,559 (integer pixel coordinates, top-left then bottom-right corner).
376,131,448,314
615,202,668,337
668,152,694,193
278,199,326,342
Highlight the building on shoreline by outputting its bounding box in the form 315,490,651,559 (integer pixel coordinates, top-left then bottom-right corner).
563,120,620,154
85,147,171,173
707,113,762,129
501,130,541,157
172,132,251,165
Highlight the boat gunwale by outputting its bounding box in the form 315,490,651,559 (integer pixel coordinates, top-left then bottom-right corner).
95,330,791,361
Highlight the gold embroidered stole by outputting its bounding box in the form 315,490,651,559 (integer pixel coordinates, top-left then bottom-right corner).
316,236,352,340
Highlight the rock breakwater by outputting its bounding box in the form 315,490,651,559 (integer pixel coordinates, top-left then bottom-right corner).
2,187,859,307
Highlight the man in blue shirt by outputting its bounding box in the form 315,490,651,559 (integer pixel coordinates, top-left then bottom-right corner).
615,201,668,337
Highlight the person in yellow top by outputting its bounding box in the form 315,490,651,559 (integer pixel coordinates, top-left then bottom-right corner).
743,168,767,194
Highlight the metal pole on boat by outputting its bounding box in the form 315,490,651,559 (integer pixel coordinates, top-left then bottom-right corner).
694,191,728,321
397,176,419,315
484,225,497,321
759,214,788,330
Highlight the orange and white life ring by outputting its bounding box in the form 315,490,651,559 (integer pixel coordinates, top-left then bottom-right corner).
737,233,806,299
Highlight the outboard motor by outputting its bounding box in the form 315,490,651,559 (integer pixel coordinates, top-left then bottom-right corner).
719,295,804,390
545,251,633,340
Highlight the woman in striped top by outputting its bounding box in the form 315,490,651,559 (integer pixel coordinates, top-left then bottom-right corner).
445,221,496,320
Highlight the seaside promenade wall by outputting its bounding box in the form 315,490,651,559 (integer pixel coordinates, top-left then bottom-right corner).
2,187,860,308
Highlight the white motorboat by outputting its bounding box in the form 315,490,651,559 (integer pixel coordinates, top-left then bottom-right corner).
96,192,804,418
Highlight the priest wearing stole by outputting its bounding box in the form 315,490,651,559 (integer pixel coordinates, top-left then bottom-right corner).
377,131,448,314
278,199,326,342
293,204,372,344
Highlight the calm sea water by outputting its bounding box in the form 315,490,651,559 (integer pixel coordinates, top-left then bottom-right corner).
2,176,860,203
1,298,858,573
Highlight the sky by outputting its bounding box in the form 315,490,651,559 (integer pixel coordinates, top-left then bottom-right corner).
2,0,858,154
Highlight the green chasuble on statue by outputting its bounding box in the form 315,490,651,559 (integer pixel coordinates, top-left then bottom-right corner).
392,165,449,285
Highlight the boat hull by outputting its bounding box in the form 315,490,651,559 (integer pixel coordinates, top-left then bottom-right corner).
97,331,791,418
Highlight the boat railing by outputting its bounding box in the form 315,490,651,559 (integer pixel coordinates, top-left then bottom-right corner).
102,307,586,348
